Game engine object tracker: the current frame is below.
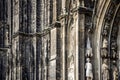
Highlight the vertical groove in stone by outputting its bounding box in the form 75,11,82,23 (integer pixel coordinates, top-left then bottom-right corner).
56,0,61,20
36,0,41,32
41,0,44,31
49,0,53,24
27,0,31,33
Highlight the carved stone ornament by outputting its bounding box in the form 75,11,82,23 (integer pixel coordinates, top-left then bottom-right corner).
111,49,118,59
102,59,109,80
113,66,118,80
101,48,108,57
85,58,93,80
86,36,93,57
102,29,108,37
102,38,108,48
111,40,117,50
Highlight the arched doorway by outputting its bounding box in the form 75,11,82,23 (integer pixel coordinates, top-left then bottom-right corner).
93,1,120,80
98,1,119,80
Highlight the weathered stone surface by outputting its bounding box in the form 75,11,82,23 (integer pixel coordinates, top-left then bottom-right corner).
0,0,119,80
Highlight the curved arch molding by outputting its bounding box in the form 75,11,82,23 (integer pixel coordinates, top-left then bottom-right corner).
99,1,120,80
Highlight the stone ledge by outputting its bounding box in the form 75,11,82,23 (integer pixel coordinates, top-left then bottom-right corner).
0,48,9,51
12,21,61,38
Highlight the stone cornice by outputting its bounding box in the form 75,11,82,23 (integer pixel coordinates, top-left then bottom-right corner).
0,48,9,51
12,21,61,38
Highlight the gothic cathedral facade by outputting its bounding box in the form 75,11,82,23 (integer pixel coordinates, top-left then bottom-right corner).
0,0,120,80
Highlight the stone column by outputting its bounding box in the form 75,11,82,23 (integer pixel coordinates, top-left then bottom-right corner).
61,19,66,80
78,1,85,80
31,0,36,80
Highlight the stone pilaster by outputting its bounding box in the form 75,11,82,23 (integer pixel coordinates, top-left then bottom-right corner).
61,18,66,80
48,22,61,80
78,1,85,80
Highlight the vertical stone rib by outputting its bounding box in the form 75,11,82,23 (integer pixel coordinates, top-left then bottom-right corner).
62,20,65,80
31,0,36,33
44,0,47,28
31,0,36,80
41,0,44,30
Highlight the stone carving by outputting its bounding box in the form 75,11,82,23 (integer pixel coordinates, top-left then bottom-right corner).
113,67,118,80
101,49,108,57
111,41,117,50
86,36,93,57
111,50,118,59
102,29,108,36
85,58,93,80
102,59,109,80
102,38,108,48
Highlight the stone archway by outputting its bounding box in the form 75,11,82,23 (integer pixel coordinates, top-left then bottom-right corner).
93,1,120,80
100,5,120,80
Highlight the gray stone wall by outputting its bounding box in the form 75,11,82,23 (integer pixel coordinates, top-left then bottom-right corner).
0,0,119,80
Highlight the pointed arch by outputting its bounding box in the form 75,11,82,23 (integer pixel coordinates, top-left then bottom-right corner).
93,0,120,80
